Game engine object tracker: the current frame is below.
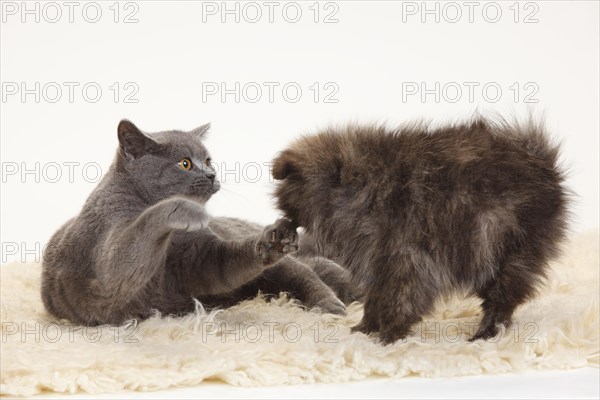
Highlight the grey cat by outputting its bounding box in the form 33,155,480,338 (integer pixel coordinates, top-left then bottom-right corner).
41,120,360,326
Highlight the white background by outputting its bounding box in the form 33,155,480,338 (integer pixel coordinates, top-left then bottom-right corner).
1,1,598,398
1,0,599,266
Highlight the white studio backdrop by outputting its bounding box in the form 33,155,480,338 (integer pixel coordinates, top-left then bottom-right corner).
1,0,598,265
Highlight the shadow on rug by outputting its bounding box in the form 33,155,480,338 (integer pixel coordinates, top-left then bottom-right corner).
1,232,598,397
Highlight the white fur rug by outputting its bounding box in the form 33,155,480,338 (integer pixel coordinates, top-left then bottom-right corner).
1,233,598,397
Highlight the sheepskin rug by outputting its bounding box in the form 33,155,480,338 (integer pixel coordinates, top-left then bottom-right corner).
1,232,598,397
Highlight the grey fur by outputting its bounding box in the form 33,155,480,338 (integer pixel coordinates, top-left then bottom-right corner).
42,120,360,326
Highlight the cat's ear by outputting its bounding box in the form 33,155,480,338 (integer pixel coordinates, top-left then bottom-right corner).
117,120,158,159
273,150,299,180
190,123,211,139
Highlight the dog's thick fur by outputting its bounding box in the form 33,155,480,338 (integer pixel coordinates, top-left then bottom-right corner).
273,117,569,343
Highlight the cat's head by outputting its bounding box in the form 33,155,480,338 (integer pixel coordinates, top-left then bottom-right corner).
116,119,220,204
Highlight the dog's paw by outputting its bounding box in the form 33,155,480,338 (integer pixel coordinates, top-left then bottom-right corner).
350,317,380,336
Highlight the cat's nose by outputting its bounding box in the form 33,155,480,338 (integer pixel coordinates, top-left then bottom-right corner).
206,172,216,183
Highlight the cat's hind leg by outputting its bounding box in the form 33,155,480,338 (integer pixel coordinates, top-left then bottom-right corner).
301,256,364,305
235,257,347,315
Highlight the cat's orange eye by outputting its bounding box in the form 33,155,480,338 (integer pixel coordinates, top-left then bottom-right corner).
178,158,192,171
204,158,211,167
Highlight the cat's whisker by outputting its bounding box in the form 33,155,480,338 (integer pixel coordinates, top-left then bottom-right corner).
215,187,251,202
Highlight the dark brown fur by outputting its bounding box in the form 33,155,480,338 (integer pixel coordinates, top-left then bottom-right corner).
272,117,569,343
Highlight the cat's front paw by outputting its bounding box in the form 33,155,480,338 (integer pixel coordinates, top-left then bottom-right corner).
164,198,210,232
257,218,299,265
